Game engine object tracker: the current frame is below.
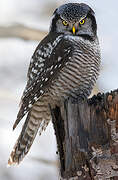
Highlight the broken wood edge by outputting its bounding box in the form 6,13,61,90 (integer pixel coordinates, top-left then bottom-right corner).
51,89,118,180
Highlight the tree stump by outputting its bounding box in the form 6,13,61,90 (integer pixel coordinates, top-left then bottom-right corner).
51,89,118,180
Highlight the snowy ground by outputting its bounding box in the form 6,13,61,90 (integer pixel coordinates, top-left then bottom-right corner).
0,0,118,180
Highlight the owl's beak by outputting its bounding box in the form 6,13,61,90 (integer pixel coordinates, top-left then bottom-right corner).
72,26,76,35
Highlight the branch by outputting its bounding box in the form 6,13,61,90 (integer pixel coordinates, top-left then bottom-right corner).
51,89,118,180
0,24,47,40
30,156,58,167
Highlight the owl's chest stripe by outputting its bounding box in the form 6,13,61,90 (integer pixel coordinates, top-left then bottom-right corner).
50,54,94,97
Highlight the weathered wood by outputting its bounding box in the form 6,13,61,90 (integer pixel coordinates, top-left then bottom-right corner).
51,89,118,180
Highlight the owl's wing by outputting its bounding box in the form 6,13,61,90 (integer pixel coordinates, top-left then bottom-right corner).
13,33,73,130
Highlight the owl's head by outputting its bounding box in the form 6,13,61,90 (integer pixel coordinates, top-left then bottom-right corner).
50,3,97,40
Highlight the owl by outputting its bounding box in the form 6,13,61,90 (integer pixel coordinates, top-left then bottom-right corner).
8,3,101,165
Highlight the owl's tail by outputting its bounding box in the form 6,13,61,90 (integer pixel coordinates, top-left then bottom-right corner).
8,100,51,165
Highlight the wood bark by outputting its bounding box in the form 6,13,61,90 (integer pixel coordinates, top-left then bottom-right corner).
51,89,118,180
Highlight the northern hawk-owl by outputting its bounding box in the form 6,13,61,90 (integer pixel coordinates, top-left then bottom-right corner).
8,3,101,165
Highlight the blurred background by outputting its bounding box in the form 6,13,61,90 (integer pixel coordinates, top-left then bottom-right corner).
0,0,118,179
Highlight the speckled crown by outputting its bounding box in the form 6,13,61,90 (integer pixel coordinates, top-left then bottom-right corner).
56,3,95,21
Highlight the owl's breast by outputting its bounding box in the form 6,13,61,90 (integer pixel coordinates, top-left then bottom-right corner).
49,36,101,100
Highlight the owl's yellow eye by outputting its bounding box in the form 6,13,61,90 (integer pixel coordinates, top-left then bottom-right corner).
62,20,68,26
79,19,85,25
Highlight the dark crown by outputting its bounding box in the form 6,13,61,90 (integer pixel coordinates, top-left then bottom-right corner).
56,3,95,22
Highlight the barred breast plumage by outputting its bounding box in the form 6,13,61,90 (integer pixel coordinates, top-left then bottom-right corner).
49,35,100,100
8,3,101,165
